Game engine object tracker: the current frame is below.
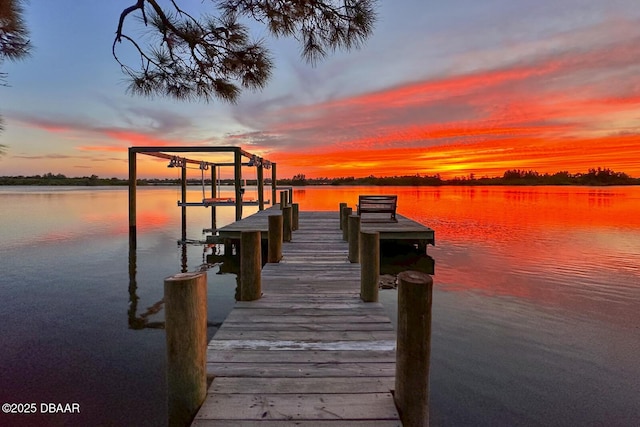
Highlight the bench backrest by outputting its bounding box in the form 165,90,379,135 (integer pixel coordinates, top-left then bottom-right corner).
358,195,397,205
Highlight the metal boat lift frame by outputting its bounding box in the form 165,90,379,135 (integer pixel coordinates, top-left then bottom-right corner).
128,146,277,243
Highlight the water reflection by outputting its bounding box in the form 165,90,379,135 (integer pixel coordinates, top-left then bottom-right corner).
127,238,226,330
2,185,639,426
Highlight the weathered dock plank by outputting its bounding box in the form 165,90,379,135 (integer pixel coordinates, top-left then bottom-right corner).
193,421,401,427
206,350,396,364
194,393,399,420
207,377,395,394
192,210,404,425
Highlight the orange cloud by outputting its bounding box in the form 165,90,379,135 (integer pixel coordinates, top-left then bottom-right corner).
240,23,640,179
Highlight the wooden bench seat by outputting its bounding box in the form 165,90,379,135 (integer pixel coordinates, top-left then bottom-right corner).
357,195,398,222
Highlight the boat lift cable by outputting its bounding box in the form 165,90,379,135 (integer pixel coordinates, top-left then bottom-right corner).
199,161,209,201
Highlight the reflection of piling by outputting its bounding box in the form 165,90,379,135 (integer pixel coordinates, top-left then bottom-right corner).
360,231,379,302
240,231,261,301
268,215,283,263
395,270,433,427
348,214,360,263
283,206,293,242
341,207,352,241
164,272,207,426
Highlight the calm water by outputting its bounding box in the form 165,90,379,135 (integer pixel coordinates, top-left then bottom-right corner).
0,185,638,426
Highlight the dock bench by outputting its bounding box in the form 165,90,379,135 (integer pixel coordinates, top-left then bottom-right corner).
357,195,398,222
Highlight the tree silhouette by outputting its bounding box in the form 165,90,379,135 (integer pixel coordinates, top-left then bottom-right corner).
113,0,377,102
0,0,31,152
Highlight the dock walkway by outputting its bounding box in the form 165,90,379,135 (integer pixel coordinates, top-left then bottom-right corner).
208,206,435,248
192,210,401,426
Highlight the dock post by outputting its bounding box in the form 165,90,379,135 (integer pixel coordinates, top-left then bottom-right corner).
279,190,288,209
210,166,217,230
395,270,433,427
257,164,264,210
234,149,243,221
233,148,244,221
128,148,137,246
268,215,283,263
283,206,293,242
348,214,361,263
288,187,293,205
240,231,261,301
339,203,347,229
359,231,379,302
223,239,233,256
271,162,277,205
164,272,207,427
292,203,299,231
342,207,352,241
181,164,187,243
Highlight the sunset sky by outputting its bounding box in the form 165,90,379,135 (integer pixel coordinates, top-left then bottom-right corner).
2,0,640,179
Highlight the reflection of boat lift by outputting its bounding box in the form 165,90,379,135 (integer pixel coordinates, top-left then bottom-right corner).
126,146,273,328
128,234,226,330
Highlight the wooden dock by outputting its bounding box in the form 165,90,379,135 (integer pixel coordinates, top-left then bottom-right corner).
207,206,435,248
192,209,404,425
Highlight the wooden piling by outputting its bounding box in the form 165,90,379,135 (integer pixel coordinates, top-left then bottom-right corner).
292,203,299,231
283,206,293,242
395,270,433,427
359,230,379,302
339,202,347,229
181,165,187,242
164,272,207,427
268,215,283,263
341,207,352,241
128,148,137,245
210,166,217,230
271,162,277,206
279,190,288,209
348,214,361,263
257,164,264,210
240,231,262,301
234,149,243,221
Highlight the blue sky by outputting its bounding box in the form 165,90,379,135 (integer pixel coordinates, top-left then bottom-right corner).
2,0,640,179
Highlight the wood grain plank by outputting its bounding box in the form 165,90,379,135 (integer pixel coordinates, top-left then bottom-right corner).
207,376,395,394
212,329,396,341
207,362,396,378
194,393,399,420
207,350,395,364
223,313,391,324
218,323,394,332
207,339,396,351
193,420,402,426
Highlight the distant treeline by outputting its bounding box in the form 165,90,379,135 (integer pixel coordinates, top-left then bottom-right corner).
279,168,640,186
0,173,127,186
0,173,252,186
1,168,639,186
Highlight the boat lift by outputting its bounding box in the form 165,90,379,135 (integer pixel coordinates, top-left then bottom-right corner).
128,146,277,243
